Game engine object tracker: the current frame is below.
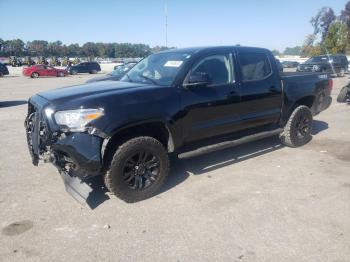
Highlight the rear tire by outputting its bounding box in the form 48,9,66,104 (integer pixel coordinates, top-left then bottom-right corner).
104,136,169,203
57,72,65,77
337,86,350,103
31,72,39,78
71,70,77,75
0,72,3,77
280,105,313,147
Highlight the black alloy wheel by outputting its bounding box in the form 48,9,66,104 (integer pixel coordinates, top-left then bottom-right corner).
295,112,311,139
104,136,169,203
122,150,161,190
280,105,313,147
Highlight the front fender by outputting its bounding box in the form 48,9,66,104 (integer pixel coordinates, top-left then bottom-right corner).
52,133,103,178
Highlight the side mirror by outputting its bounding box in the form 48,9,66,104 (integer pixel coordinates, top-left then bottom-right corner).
183,72,210,88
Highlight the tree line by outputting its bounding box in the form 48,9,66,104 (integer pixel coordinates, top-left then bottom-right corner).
300,1,350,57
0,39,170,58
275,1,350,57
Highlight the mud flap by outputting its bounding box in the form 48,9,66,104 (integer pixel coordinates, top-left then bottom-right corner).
59,171,93,206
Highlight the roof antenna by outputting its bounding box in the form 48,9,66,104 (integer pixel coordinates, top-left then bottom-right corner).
165,0,168,47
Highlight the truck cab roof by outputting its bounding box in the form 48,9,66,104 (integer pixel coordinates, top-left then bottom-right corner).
159,46,271,55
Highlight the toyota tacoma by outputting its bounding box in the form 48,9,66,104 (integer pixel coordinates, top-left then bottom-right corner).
25,46,332,203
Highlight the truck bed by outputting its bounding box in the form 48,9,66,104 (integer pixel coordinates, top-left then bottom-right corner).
280,71,324,77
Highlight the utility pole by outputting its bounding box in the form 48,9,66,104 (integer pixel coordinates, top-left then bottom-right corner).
165,0,168,47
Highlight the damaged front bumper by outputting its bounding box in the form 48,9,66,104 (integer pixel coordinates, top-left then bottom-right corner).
24,95,107,204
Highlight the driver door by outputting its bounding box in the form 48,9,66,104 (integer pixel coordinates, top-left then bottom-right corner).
180,52,240,143
45,66,57,76
79,63,86,73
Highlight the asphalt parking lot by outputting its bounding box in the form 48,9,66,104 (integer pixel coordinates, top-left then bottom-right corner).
0,67,349,262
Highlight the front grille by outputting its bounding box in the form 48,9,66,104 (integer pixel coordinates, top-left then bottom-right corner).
25,105,40,165
25,102,50,165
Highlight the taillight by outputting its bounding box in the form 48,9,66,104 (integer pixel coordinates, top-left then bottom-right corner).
328,79,333,92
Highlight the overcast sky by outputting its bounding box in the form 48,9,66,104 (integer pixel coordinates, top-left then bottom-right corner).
0,0,347,51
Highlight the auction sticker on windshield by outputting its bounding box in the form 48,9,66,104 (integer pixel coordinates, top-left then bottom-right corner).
164,61,183,67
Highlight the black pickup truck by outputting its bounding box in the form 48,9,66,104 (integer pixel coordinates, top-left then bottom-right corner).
25,46,332,204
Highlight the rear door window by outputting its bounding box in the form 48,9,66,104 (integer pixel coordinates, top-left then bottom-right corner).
238,53,272,81
340,56,348,63
332,56,340,63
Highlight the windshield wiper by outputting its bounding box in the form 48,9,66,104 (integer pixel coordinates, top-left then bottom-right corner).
138,74,158,85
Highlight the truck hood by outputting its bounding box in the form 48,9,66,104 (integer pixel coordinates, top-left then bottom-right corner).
85,74,120,83
38,81,149,102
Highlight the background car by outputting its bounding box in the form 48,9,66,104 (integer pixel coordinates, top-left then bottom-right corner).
297,54,348,76
0,63,9,77
67,62,101,75
282,61,299,68
23,65,68,78
86,62,136,83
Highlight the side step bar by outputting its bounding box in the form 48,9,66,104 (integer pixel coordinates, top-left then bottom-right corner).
178,128,284,159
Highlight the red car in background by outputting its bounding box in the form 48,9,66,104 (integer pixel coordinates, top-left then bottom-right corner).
23,65,68,78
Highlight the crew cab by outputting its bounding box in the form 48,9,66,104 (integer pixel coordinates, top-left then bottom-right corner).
25,46,332,204
23,65,68,78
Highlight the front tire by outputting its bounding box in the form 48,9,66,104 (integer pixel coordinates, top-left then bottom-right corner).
104,136,169,203
31,72,39,78
280,105,313,147
0,72,3,77
70,70,77,75
57,72,65,77
338,68,346,77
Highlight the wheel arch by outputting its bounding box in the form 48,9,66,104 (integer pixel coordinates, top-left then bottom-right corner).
102,120,175,168
282,95,315,126
294,95,315,109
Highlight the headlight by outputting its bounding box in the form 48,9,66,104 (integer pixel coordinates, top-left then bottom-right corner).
313,65,320,71
54,108,104,132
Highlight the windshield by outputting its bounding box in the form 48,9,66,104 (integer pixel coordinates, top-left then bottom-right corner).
121,51,191,85
306,56,329,63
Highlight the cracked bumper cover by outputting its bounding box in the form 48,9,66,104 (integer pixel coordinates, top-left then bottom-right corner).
25,96,107,205
51,133,105,205
52,133,104,178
